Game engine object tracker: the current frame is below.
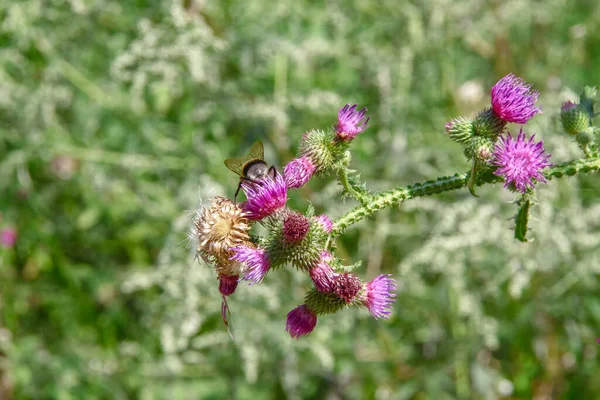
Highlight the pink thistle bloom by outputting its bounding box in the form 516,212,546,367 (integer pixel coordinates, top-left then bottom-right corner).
493,129,551,194
218,274,239,296
230,246,271,283
241,173,287,221
491,74,541,124
336,104,370,140
334,273,363,303
363,274,397,319
309,251,338,292
286,304,317,338
315,214,333,233
1,228,17,248
282,212,310,243
284,157,316,188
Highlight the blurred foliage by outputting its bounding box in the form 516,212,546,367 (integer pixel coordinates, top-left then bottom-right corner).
1,0,600,398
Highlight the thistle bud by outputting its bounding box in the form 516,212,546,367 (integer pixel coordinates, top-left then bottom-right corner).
467,136,496,164
284,156,316,188
560,101,590,135
444,117,475,145
361,274,397,319
309,251,338,292
218,274,239,296
298,129,340,176
576,129,594,146
315,214,333,233
473,108,506,139
286,304,317,338
267,215,327,271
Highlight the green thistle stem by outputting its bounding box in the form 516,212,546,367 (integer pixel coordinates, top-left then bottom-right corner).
332,157,600,237
337,167,372,205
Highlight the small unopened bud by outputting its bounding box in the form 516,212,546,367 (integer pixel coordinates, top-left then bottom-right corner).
467,136,496,164
444,117,474,145
576,129,594,146
286,304,317,338
283,212,310,243
284,156,316,188
298,129,337,176
218,274,239,296
560,101,590,135
315,214,333,233
473,108,506,139
309,251,337,292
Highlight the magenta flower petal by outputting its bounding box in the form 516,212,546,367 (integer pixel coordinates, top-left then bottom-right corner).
284,157,316,188
230,246,271,283
218,274,239,296
363,274,397,319
336,104,370,140
309,251,338,292
242,174,287,220
315,214,333,233
491,74,541,124
286,304,317,338
493,129,551,193
1,228,17,248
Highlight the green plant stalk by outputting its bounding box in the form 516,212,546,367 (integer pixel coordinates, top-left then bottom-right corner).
332,157,600,237
337,167,373,205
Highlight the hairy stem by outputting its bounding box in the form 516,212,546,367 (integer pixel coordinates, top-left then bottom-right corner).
332,157,600,237
337,167,372,205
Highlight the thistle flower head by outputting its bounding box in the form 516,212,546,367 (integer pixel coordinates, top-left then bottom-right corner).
218,274,239,296
309,251,338,292
336,104,370,141
230,245,271,283
192,196,251,265
560,101,590,135
286,304,317,338
333,273,362,303
491,74,541,124
493,129,551,193
444,116,475,145
1,228,17,248
315,214,333,233
284,157,316,189
363,274,397,319
241,174,287,221
282,212,310,243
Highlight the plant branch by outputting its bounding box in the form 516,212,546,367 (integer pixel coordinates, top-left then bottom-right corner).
331,157,600,237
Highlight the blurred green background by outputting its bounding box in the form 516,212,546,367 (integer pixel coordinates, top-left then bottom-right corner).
2,0,600,399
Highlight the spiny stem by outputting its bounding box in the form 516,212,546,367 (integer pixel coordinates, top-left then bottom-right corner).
337,167,372,205
332,157,600,237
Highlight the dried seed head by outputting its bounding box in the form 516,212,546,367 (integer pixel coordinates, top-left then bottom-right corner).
192,196,252,265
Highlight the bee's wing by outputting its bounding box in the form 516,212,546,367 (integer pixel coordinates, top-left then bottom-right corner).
224,157,245,176
247,141,264,161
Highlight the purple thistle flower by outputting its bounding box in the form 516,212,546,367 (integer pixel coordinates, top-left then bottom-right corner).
286,304,317,338
363,274,397,319
230,245,271,283
1,228,17,248
309,251,338,292
315,214,333,233
284,157,316,188
241,173,287,221
491,74,541,124
218,274,239,296
493,129,551,194
282,212,310,243
336,104,370,141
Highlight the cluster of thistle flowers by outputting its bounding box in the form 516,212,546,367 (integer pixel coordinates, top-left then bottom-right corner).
192,105,395,338
445,74,552,194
